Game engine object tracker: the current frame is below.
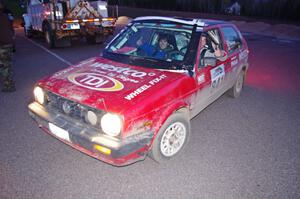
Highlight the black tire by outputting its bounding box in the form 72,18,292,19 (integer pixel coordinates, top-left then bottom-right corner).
150,112,190,163
44,24,55,49
228,70,245,98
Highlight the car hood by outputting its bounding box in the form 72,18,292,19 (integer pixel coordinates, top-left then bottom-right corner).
39,57,190,114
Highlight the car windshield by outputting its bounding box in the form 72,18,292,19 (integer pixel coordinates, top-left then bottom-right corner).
103,22,195,70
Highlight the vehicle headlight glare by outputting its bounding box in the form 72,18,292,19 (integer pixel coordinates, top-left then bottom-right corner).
101,113,122,136
34,86,45,104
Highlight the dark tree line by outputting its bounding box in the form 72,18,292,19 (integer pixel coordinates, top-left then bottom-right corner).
112,0,300,21
3,0,300,21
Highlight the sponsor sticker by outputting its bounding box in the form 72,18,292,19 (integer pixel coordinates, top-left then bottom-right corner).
90,62,151,78
210,65,225,88
68,73,124,91
124,74,167,100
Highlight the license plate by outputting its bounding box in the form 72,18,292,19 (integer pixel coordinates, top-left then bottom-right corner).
70,23,80,29
49,123,71,142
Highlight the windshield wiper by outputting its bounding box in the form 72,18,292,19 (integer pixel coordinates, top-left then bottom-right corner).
129,56,160,66
170,64,194,77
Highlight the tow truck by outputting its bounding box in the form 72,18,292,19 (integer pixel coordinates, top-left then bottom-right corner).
23,0,117,48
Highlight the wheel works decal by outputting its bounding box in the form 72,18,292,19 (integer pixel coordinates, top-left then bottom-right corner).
124,74,167,101
68,73,124,91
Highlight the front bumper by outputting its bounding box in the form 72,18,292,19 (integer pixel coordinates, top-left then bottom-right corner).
28,102,153,166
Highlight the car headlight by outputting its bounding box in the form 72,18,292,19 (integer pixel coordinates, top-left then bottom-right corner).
34,86,45,104
101,113,122,136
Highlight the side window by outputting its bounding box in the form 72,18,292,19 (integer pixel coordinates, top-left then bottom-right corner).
198,28,224,68
221,26,242,54
175,33,190,51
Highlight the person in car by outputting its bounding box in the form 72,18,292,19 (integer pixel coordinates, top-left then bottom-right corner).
200,33,226,65
137,34,173,59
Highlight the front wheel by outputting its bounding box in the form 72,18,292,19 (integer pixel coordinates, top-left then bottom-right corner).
228,70,245,98
150,112,190,163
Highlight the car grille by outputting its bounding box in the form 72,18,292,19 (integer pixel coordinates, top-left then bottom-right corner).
46,91,104,127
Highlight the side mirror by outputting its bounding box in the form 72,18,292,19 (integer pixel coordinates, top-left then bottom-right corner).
180,64,194,77
203,57,217,67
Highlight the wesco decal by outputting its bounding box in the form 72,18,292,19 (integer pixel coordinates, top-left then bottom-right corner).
68,73,124,91
90,62,150,78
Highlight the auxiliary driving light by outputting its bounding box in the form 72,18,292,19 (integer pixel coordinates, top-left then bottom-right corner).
34,86,45,105
86,110,98,126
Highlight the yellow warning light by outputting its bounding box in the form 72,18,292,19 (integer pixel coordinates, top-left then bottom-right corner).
94,144,111,155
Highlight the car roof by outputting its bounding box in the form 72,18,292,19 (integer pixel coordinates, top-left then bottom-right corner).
133,16,229,27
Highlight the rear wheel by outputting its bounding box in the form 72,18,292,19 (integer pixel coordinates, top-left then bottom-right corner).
228,70,245,98
150,112,190,163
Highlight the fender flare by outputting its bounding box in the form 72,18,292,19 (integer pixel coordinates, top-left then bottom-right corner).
150,101,190,145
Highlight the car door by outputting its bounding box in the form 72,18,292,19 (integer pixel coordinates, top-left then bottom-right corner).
190,28,227,118
220,25,245,90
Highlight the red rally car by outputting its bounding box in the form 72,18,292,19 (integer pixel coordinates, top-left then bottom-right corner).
28,16,249,166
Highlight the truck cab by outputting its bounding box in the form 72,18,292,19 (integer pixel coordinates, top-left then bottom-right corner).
23,0,117,48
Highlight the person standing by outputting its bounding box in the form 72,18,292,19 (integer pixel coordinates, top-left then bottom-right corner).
0,0,16,92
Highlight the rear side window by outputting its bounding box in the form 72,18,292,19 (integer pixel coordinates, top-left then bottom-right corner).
221,26,242,54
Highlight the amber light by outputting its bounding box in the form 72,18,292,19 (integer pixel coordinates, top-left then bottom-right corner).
65,19,79,23
94,144,111,155
82,19,95,22
102,18,115,21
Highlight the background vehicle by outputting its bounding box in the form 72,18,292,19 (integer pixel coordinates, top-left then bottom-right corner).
23,0,117,48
